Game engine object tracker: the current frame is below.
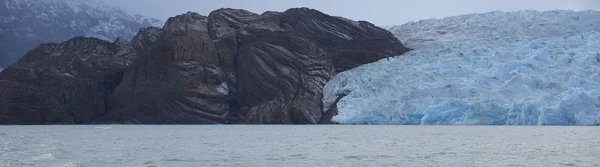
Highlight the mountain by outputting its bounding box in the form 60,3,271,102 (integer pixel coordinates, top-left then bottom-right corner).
324,10,600,125
0,0,163,67
0,8,409,124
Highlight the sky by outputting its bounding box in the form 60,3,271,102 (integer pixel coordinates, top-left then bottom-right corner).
103,0,600,26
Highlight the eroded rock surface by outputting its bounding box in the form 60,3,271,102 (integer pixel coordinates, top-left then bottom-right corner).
0,37,136,124
0,8,409,124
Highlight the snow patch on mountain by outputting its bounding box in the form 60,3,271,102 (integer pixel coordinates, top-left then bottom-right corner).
324,10,600,125
0,0,164,66
134,14,165,28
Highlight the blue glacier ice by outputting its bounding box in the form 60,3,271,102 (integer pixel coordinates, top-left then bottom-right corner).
323,10,600,125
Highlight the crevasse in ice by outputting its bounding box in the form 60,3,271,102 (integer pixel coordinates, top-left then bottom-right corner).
323,10,600,125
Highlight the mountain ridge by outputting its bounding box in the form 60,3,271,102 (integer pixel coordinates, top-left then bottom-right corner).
0,0,163,67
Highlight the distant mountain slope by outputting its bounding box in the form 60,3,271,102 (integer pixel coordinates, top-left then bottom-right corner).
325,10,600,125
0,0,163,67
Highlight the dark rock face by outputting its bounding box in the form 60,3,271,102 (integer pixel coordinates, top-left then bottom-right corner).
0,8,409,124
0,37,136,124
236,32,335,124
107,8,409,124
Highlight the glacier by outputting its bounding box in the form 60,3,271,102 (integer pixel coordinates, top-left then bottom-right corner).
323,10,600,125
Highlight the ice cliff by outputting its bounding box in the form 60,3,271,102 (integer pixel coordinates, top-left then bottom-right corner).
324,10,600,125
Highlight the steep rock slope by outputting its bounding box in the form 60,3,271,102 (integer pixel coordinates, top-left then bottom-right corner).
107,8,409,124
324,10,600,125
0,8,408,124
0,37,136,124
0,0,163,67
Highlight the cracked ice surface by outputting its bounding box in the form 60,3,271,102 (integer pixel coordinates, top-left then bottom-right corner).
324,10,600,125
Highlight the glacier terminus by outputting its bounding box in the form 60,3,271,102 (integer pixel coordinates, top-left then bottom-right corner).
324,10,600,125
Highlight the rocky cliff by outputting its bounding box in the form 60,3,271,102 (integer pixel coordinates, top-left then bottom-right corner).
0,8,409,124
0,37,136,124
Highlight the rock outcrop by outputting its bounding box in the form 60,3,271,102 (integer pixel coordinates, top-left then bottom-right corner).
0,37,136,124
0,8,409,124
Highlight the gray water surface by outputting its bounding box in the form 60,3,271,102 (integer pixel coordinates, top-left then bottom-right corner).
0,126,598,167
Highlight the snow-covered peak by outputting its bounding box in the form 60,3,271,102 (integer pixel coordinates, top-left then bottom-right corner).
0,0,164,66
391,10,600,48
2,0,164,41
134,14,165,28
7,0,118,14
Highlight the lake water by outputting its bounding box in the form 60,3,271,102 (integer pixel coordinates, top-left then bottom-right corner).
0,125,598,167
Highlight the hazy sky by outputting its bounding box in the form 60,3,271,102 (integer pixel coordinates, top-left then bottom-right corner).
103,0,600,26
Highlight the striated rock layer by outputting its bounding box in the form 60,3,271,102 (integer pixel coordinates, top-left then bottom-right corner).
0,8,409,124
0,37,136,124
